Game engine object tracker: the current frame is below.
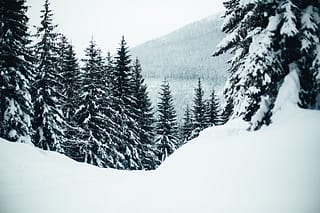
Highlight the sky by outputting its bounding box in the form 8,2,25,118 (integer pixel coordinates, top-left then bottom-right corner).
27,0,225,57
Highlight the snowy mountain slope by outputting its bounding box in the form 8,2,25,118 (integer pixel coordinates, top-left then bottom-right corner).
130,14,229,84
1,105,320,212
130,14,230,121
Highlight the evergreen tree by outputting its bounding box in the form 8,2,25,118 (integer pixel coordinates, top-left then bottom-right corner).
56,34,68,95
298,3,320,109
204,89,221,126
32,0,65,151
191,78,206,136
111,36,142,170
213,0,320,130
220,99,234,125
56,35,80,120
73,39,119,167
131,58,159,169
0,0,33,143
56,36,82,158
181,105,193,143
155,79,178,162
104,51,114,95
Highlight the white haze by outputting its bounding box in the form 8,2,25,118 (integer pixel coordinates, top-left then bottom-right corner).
26,0,225,57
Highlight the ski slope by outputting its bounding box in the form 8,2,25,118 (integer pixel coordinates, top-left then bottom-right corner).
1,73,320,213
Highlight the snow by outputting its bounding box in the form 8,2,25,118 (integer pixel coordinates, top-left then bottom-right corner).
8,129,17,139
280,1,299,37
238,0,259,7
273,63,300,113
267,14,280,32
1,104,320,212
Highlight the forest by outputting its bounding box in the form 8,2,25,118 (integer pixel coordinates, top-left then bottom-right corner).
0,0,319,170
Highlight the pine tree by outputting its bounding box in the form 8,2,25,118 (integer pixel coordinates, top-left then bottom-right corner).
73,39,120,167
214,0,320,130
220,99,234,125
204,89,221,126
192,78,206,137
298,3,320,109
55,36,82,159
56,35,80,120
155,79,178,162
111,36,143,170
104,51,114,95
0,0,33,143
131,58,159,169
181,105,193,143
32,0,65,151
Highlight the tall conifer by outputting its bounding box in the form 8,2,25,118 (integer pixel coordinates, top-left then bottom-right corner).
112,36,142,170
192,78,206,136
0,0,33,143
32,0,65,151
132,58,159,169
155,79,178,162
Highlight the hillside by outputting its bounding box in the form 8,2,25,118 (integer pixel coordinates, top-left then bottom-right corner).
1,72,320,213
131,14,229,84
130,14,230,120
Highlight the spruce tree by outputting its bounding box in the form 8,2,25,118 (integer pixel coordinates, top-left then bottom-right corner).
214,0,320,130
220,99,234,125
56,36,82,159
155,79,178,162
32,0,65,151
104,51,114,95
204,89,221,126
56,35,80,120
132,58,159,169
192,78,206,136
298,3,320,109
0,0,33,143
111,36,142,170
73,39,119,167
181,105,193,143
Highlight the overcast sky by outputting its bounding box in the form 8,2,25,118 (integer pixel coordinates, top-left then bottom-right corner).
27,0,225,56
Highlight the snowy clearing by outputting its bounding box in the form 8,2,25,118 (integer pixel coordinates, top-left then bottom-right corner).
1,103,320,213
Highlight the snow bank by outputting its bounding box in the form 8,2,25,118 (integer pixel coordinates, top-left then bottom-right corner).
1,106,320,213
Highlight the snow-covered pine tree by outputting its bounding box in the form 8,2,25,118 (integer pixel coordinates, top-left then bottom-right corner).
32,0,65,151
131,58,159,169
56,35,80,120
0,0,33,143
104,51,114,95
204,89,221,126
220,99,234,125
213,0,320,130
192,78,206,136
155,79,179,162
73,39,120,168
181,105,193,143
298,3,320,109
55,36,83,159
56,34,68,96
111,36,143,170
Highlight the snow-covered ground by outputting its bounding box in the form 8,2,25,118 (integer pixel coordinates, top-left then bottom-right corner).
1,105,319,213
1,72,320,213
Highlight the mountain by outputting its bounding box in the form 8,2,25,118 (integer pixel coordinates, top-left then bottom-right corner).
131,13,229,84
130,14,230,121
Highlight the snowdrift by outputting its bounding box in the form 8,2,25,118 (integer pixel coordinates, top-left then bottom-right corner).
1,104,320,213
